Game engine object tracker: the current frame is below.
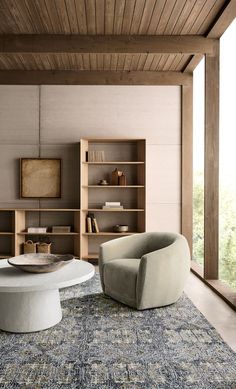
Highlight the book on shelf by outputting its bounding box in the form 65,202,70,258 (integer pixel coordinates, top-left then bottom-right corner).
27,227,47,233
87,213,99,233
102,206,124,210
105,202,121,207
86,217,92,233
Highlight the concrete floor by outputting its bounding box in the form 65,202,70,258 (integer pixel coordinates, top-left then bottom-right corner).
184,272,236,352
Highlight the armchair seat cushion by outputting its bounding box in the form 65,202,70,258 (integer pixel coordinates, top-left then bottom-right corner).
104,258,140,307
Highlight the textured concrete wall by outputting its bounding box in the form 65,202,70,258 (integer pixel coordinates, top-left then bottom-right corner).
0,85,181,232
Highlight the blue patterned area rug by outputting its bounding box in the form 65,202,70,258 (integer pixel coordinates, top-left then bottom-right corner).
0,274,236,389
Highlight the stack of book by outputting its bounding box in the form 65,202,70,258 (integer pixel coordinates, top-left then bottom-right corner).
86,213,99,233
102,202,124,210
27,227,47,233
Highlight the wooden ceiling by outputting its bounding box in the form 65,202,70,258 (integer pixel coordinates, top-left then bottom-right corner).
0,0,235,84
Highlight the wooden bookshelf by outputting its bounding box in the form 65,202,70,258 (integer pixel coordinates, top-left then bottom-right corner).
80,138,146,260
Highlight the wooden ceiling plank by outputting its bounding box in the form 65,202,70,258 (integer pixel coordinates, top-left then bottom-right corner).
89,53,97,70
105,0,115,34
95,0,105,34
85,0,96,34
43,0,63,33
188,0,225,34
162,53,177,70
163,0,188,34
113,0,126,34
129,54,140,71
116,54,126,71
149,53,162,70
103,53,112,70
155,0,176,34
0,1,17,34
138,0,156,34
96,53,104,70
123,54,133,71
130,0,146,34
4,0,29,34
180,0,207,34
197,0,229,35
0,70,192,85
32,53,46,71
121,0,136,34
136,53,147,70
143,53,155,70
75,0,87,34
168,53,183,70
28,0,54,34
0,35,215,54
174,53,190,71
147,0,166,34
55,0,72,34
110,53,119,70
82,53,90,70
182,54,203,72
75,53,83,70
0,54,15,70
65,0,79,33
12,0,35,34
172,0,197,34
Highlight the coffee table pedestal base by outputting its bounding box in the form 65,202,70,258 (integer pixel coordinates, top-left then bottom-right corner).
0,289,62,333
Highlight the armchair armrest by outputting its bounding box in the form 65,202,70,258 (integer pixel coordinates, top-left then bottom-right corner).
136,237,190,309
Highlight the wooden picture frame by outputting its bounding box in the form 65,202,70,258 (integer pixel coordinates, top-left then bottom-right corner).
20,158,61,198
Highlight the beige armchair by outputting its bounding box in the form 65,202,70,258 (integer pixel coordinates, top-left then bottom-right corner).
99,232,190,310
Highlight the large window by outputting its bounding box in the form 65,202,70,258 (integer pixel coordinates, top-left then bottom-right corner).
219,20,236,291
192,59,205,266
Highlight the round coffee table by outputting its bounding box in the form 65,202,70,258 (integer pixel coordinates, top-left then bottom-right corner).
0,259,95,333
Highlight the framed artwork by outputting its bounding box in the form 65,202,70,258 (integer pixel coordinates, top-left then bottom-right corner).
20,158,61,198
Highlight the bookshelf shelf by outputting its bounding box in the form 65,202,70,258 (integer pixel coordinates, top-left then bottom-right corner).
80,138,146,260
82,209,144,212
17,232,79,236
83,232,137,236
83,161,144,165
83,185,144,188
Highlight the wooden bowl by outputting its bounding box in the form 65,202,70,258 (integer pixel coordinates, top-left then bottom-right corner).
8,254,74,274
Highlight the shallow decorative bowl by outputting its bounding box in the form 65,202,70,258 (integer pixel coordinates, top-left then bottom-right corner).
7,254,74,274
113,224,129,232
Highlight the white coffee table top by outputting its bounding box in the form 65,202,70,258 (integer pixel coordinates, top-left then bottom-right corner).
0,259,95,292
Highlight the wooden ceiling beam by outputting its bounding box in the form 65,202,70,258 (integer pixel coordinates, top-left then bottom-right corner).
0,35,215,55
0,70,192,85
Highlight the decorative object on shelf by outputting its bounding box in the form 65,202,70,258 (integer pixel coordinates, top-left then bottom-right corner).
7,253,74,274
111,168,121,185
102,202,124,210
24,240,37,254
20,158,61,198
37,242,51,254
27,227,47,233
51,226,71,233
118,172,127,186
113,225,129,233
87,150,105,162
98,179,109,186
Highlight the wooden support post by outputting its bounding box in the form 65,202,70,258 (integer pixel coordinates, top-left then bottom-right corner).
181,79,193,254
204,41,219,279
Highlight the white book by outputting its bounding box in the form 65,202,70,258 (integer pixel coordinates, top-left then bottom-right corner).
105,202,121,206
27,227,47,233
